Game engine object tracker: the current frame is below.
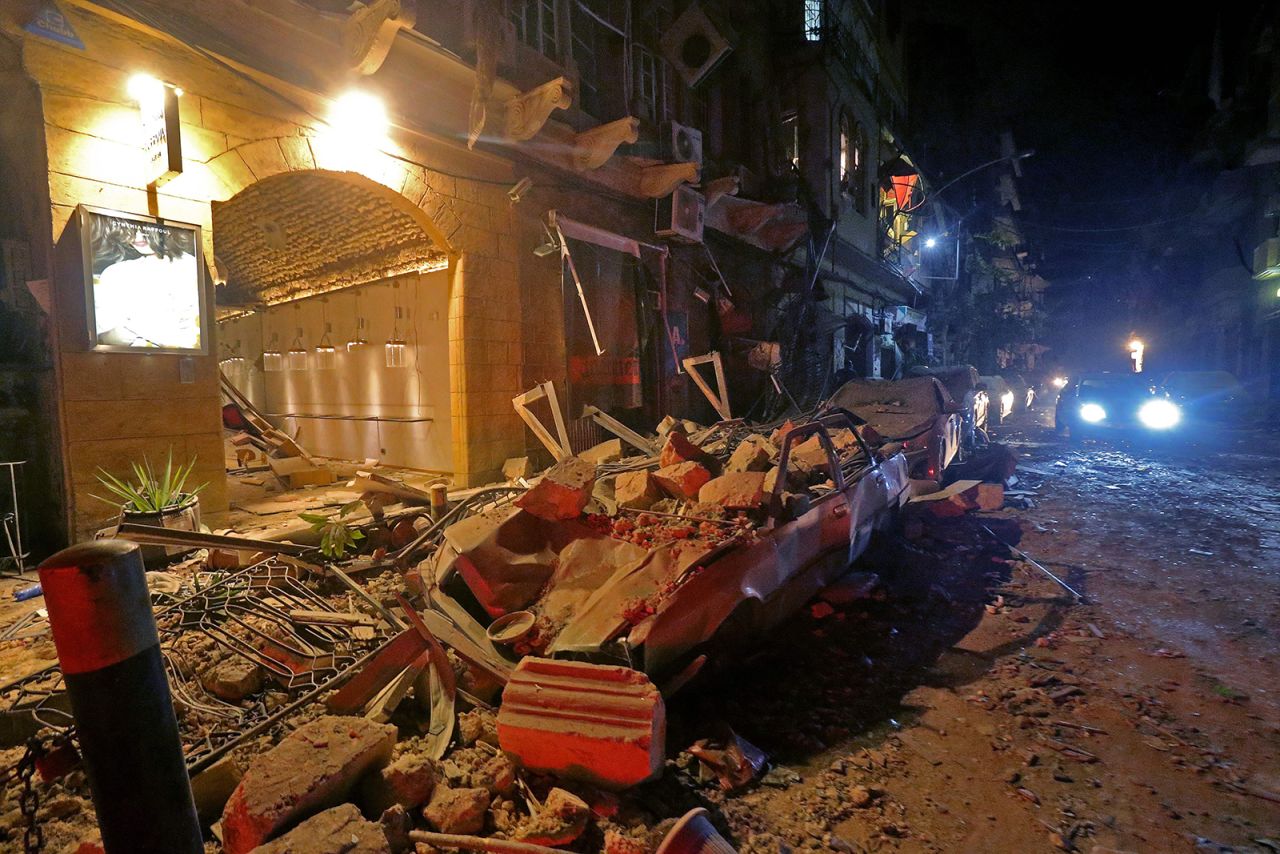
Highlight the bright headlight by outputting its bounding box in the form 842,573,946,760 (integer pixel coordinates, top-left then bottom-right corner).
1138,399,1180,429
1079,403,1106,423
1052,376,1067,388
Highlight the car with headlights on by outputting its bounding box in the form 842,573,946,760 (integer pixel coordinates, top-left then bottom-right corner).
1054,372,1182,437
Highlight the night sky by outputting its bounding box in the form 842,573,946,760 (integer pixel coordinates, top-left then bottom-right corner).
903,1,1223,372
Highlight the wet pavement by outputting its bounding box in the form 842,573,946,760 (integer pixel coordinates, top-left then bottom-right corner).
667,409,1280,853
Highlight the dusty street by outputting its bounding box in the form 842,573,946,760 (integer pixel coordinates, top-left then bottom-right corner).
664,412,1280,853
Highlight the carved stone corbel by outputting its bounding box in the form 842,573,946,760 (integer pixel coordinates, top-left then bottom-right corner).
343,0,417,75
638,162,700,198
505,77,573,141
571,117,640,171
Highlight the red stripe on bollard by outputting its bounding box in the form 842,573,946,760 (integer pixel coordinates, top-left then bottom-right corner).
38,540,158,675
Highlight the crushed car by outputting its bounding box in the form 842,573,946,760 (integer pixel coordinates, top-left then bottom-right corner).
825,375,963,481
419,410,910,683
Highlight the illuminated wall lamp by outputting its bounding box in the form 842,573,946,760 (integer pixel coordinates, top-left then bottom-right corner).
314,323,336,370
347,317,369,352
262,333,284,372
385,338,407,368
288,329,308,370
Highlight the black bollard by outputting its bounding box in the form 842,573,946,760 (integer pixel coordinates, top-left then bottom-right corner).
38,540,202,854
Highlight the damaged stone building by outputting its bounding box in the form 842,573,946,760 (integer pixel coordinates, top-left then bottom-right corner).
0,0,930,559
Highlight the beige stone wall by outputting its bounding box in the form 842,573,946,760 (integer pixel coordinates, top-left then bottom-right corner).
13,4,528,539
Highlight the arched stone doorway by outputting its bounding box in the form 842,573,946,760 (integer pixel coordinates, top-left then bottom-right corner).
212,168,458,482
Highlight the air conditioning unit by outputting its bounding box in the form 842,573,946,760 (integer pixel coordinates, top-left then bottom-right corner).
660,4,733,87
662,121,703,167
656,185,706,243
1254,237,1280,280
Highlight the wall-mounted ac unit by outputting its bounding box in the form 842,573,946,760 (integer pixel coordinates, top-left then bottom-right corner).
662,121,703,167
660,4,733,87
1254,237,1280,280
656,185,706,243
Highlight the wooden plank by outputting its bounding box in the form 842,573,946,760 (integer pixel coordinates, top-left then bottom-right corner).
512,383,569,460
682,352,732,421
581,405,656,455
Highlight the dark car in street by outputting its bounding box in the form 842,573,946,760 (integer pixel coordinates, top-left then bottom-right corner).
1161,371,1246,423
1054,372,1181,437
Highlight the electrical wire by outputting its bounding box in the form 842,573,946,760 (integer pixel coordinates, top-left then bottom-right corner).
1016,211,1197,233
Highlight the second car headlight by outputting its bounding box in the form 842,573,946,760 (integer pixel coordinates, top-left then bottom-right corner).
1138,399,1181,429
1079,403,1106,423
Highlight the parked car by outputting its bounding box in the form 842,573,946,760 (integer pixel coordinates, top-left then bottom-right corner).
827,375,963,480
1054,372,1178,436
1160,371,1246,423
902,365,988,455
422,411,910,681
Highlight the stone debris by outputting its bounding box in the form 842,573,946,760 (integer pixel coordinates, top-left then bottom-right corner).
652,461,713,499
512,787,590,845
581,438,625,466
422,785,490,834
699,471,767,510
660,431,721,474
359,752,438,815
221,716,397,854
615,469,665,510
201,659,265,702
514,456,597,520
247,803,390,854
726,435,775,473
502,456,534,481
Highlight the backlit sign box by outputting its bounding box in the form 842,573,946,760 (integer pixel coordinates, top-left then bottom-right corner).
141,85,183,186
77,205,209,355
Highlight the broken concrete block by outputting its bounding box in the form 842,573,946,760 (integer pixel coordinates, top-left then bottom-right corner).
422,786,490,834
513,788,590,846
498,657,665,790
908,479,982,518
763,463,808,495
698,472,766,510
201,659,264,703
515,456,596,520
789,435,833,473
655,415,683,437
472,754,517,796
614,470,664,510
652,462,712,500
976,482,1005,511
769,420,797,447
659,431,719,473
221,716,397,854
190,755,242,825
247,803,389,854
359,752,438,815
581,438,624,466
726,436,774,473
457,709,499,747
502,456,533,481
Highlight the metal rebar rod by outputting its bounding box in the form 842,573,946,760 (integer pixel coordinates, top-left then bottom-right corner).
980,524,1088,604
408,831,565,854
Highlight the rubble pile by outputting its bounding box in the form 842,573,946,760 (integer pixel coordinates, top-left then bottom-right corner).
0,394,1027,853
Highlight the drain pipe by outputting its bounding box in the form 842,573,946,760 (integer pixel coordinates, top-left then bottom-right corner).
38,540,202,853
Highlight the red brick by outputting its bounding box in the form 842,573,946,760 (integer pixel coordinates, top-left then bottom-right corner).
515,456,596,520
615,470,663,510
652,462,712,500
497,658,665,790
698,472,766,509
221,716,396,854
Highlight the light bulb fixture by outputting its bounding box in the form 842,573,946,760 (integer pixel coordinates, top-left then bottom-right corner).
314,301,336,370
385,285,407,368
288,327,308,371
385,337,407,367
348,294,368,351
263,332,284,372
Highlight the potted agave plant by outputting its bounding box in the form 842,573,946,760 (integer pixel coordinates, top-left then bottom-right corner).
93,451,206,565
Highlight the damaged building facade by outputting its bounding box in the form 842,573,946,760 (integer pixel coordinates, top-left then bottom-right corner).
0,0,930,557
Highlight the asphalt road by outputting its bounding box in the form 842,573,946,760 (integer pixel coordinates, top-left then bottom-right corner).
672,408,1280,853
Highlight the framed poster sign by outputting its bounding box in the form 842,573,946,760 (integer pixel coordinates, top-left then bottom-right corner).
78,205,208,354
